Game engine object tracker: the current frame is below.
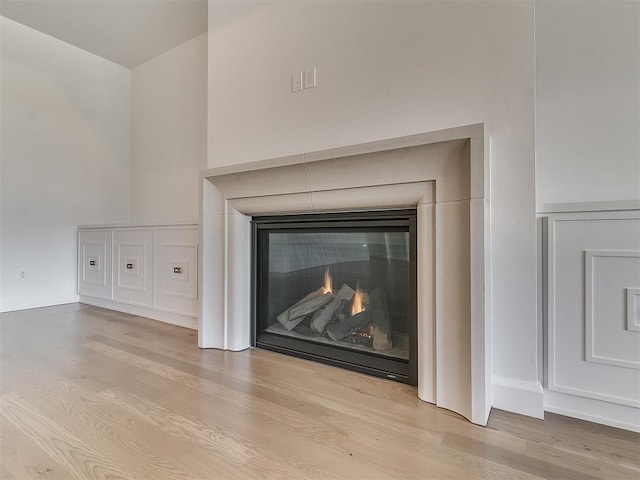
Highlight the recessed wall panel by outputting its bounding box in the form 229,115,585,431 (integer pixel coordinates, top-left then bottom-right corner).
78,230,112,299
113,229,154,307
585,251,640,370
154,228,198,317
547,212,640,409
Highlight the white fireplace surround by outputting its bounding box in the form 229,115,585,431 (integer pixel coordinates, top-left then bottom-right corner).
200,124,490,425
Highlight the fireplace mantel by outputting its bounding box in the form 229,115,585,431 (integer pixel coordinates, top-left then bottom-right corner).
199,124,490,425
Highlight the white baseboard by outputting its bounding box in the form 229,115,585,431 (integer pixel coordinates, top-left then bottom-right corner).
79,296,198,330
492,375,544,419
1,296,80,313
545,389,640,433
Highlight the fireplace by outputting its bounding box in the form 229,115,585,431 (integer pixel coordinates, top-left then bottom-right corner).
253,211,417,384
200,124,491,425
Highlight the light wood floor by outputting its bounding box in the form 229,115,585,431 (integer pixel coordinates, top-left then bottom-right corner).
0,304,638,479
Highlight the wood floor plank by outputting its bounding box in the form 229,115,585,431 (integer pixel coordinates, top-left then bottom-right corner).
441,431,604,480
2,369,195,480
0,417,74,480
85,343,475,478
0,393,132,480
526,440,640,480
1,303,638,480
89,333,458,439
99,388,342,480
489,409,640,471
99,377,382,479
85,343,427,477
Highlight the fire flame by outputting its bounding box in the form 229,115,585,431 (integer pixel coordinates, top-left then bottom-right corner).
351,285,366,315
322,267,333,294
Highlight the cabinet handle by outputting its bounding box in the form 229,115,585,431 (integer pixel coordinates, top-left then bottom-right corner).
89,260,96,266
173,267,182,274
126,263,134,270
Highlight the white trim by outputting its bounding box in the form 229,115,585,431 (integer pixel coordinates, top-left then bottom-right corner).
116,242,147,291
627,288,640,332
82,242,107,286
159,243,198,300
79,222,198,230
537,200,640,214
549,383,640,409
544,389,640,433
585,250,640,371
492,376,544,419
79,296,197,330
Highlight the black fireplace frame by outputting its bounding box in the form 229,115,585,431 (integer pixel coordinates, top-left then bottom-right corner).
251,210,418,385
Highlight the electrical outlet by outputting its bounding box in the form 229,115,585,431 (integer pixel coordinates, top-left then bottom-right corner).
304,67,316,89
292,72,303,92
19,270,26,279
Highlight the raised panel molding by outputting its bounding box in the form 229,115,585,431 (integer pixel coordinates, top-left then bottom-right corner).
116,243,147,292
585,250,640,370
112,230,154,309
544,210,640,420
82,243,106,286
153,228,199,317
78,230,112,300
627,288,640,332
159,243,197,300
79,295,198,331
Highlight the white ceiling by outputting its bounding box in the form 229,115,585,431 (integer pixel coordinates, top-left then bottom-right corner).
0,0,208,68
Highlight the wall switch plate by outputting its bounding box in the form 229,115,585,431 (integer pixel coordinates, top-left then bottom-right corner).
304,67,316,89
292,72,303,92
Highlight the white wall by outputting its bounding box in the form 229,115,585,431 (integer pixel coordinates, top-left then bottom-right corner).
536,0,640,207
208,0,540,414
0,17,131,312
131,33,207,224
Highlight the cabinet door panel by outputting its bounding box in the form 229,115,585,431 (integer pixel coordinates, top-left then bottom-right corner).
113,229,154,307
154,228,198,317
78,230,112,299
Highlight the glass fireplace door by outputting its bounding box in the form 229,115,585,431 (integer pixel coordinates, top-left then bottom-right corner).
253,211,417,384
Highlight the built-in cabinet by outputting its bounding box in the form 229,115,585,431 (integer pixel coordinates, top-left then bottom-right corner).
78,224,198,329
540,205,640,432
